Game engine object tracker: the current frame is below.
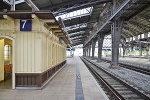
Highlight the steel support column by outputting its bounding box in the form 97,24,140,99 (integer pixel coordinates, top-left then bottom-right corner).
88,43,91,58
148,46,150,61
97,33,104,62
119,46,121,57
131,37,134,55
145,46,149,57
86,45,88,57
91,39,97,59
111,18,124,68
146,49,149,57
140,42,142,56
84,47,86,56
83,47,85,56
85,46,88,57
123,48,125,57
10,0,15,11
122,46,126,57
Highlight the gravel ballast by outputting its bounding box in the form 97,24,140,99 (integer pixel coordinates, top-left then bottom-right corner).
91,59,150,94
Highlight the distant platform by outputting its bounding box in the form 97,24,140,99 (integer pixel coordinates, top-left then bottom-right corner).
103,56,150,69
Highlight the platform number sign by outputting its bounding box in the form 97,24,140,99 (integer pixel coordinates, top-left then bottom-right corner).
20,20,32,31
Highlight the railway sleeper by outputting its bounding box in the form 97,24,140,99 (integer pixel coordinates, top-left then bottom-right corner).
122,94,141,99
112,86,128,89
111,84,124,87
118,91,133,94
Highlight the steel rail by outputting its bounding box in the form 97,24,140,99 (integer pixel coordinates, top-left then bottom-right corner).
81,56,150,100
80,57,124,100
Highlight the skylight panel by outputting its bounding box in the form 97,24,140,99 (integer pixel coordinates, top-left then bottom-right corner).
56,7,93,20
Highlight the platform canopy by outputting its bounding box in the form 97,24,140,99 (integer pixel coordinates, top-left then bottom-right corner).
0,0,150,47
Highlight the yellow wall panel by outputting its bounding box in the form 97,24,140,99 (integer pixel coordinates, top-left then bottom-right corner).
34,33,42,72
27,32,32,72
31,32,35,72
0,19,67,74
20,33,24,72
23,33,29,72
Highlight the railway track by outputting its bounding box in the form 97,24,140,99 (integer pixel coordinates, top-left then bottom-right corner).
101,58,150,75
80,57,150,100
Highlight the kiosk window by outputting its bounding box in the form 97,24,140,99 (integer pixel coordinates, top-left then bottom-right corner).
4,45,11,59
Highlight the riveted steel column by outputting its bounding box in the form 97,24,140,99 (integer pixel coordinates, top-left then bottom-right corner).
91,39,97,59
84,47,86,56
85,45,88,56
97,33,104,62
122,46,126,57
140,42,142,56
145,33,149,58
86,45,88,57
111,18,124,68
83,47,85,56
131,37,135,55
149,47,150,61
84,48,86,56
88,43,91,58
146,46,149,57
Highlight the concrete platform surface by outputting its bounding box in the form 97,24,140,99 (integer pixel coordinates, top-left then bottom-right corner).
0,56,109,100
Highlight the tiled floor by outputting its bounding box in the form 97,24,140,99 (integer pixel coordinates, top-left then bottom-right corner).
0,56,109,100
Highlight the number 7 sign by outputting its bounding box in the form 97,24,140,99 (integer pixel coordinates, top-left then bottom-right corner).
20,20,32,31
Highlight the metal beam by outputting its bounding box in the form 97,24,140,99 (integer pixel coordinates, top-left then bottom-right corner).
127,22,147,33
69,32,86,36
15,0,25,4
54,0,111,16
73,39,83,43
84,0,130,46
129,20,150,31
123,28,135,37
63,13,90,21
124,25,143,36
72,40,83,43
41,0,110,14
71,36,86,40
72,42,84,46
25,0,39,11
42,0,90,10
3,0,11,5
65,19,97,29
68,27,87,34
70,34,86,38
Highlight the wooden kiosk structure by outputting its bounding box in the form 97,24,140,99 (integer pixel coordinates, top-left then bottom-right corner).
0,11,70,89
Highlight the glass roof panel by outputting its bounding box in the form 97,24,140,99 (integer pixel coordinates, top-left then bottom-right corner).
56,7,93,20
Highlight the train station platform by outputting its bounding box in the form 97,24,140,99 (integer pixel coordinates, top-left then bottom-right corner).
0,56,109,100
103,56,150,69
